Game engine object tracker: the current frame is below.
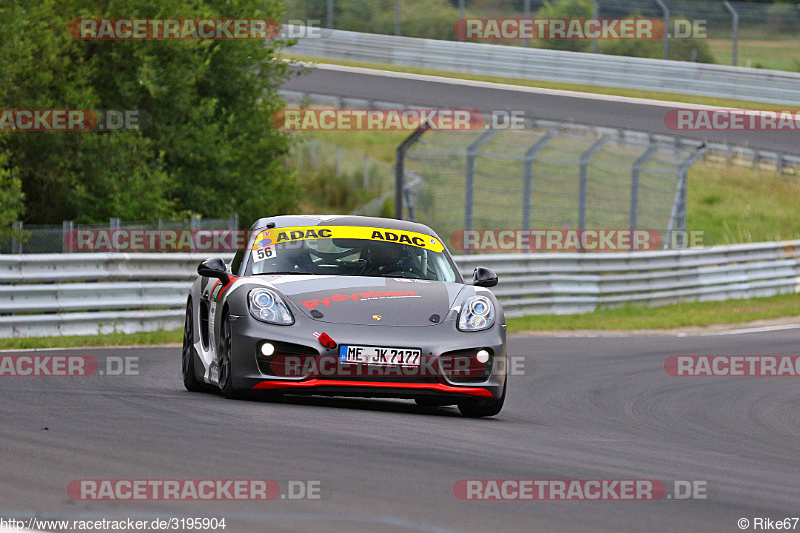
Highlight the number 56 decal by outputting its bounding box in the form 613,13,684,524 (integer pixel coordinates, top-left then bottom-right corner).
252,245,277,262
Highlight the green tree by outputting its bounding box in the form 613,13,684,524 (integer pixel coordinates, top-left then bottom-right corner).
0,0,297,226
0,148,24,227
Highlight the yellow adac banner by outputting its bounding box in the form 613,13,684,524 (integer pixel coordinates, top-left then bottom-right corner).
252,226,444,253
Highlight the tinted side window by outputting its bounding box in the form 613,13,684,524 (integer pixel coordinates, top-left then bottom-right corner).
230,250,245,276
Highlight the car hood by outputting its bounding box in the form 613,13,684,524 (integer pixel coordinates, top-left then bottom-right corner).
265,275,466,326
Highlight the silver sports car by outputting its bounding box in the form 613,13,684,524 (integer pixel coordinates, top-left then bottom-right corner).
181,215,506,417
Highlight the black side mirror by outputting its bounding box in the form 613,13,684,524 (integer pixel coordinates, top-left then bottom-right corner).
473,266,498,287
198,257,230,284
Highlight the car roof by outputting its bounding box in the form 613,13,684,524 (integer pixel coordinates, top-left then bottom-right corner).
250,215,439,237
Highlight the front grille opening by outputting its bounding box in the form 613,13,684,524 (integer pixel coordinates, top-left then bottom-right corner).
256,341,319,376
440,348,494,384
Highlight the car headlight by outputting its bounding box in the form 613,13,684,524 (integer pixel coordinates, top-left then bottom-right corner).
458,295,495,332
248,288,294,325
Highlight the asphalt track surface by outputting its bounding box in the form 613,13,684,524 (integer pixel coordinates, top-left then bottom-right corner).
281,65,800,156
3,329,799,532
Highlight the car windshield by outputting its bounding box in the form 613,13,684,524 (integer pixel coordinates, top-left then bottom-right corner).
246,226,458,282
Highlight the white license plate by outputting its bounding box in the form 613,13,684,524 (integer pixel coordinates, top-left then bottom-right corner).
339,345,421,366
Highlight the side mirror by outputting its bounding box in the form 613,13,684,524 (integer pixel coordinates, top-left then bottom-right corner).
473,266,498,288
198,257,230,284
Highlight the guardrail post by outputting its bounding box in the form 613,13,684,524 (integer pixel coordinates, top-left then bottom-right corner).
666,147,706,249
465,129,497,234
11,221,22,254
723,0,738,66
394,0,401,36
523,131,558,239
630,143,658,231
62,220,74,253
654,0,669,59
394,125,429,219
327,0,334,29
578,136,610,231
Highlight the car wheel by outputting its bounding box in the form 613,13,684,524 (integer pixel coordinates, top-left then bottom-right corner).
182,301,204,392
217,310,242,399
458,379,506,418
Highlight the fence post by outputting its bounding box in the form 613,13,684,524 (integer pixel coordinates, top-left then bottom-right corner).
190,215,201,231
11,221,22,254
523,131,558,238
523,0,531,48
666,147,706,249
654,0,669,59
578,136,610,231
327,0,334,29
458,0,465,40
363,155,370,189
394,125,429,219
723,0,738,66
465,129,497,234
630,143,658,232
335,146,342,176
228,213,239,230
62,220,74,253
310,137,316,167
394,0,401,36
108,218,120,253
590,0,599,54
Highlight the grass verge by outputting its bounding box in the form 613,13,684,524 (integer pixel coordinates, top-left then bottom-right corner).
282,53,789,110
507,293,800,332
0,329,182,350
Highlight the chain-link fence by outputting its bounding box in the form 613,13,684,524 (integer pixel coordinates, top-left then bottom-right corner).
285,0,798,69
400,124,703,253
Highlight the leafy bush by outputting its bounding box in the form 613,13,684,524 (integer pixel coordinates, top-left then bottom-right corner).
535,0,595,52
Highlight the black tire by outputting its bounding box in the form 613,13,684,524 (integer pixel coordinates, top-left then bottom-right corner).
217,310,242,399
458,380,506,418
182,301,204,392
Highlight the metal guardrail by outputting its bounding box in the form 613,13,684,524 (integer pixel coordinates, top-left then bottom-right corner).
2,241,799,336
289,26,800,105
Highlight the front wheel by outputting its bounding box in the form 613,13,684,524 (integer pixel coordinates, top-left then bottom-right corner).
217,310,243,399
458,380,506,418
182,301,204,392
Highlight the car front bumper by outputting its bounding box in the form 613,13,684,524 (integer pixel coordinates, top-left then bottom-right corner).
228,312,506,400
